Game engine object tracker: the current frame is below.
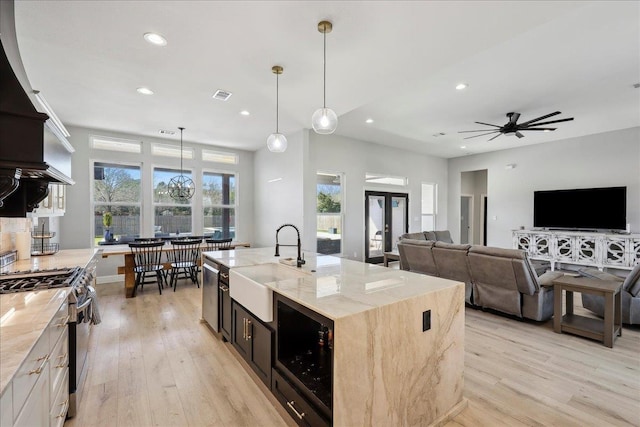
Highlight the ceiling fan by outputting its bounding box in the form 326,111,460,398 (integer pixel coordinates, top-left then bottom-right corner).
459,111,574,141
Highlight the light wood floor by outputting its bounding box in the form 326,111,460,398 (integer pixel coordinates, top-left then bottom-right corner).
66,280,640,427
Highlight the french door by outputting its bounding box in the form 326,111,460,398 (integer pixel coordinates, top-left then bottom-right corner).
365,191,408,263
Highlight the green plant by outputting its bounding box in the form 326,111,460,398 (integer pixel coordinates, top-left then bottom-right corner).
102,211,113,228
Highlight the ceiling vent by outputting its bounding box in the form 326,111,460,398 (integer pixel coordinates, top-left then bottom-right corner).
212,89,232,101
159,129,175,135
432,132,446,137
633,83,640,89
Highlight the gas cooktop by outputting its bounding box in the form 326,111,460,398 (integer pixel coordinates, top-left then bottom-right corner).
0,267,84,294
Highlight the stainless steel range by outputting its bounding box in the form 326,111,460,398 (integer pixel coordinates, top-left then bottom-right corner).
0,264,97,418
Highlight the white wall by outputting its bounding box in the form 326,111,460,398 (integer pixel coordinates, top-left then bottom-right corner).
448,127,640,249
60,126,254,279
252,130,305,249
305,132,449,260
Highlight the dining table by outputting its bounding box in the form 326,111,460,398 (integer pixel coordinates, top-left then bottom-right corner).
101,241,251,298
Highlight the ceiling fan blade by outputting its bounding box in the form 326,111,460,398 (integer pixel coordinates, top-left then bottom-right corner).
463,131,500,140
515,131,524,138
520,127,557,131
487,133,502,141
520,117,574,127
517,111,561,127
474,121,502,128
509,113,521,125
459,129,500,133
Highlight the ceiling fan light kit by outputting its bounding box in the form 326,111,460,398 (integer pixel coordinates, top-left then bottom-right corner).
267,65,288,153
311,20,338,135
459,111,574,142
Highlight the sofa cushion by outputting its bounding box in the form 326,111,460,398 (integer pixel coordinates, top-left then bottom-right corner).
434,230,453,243
469,245,526,260
400,232,427,241
434,241,471,251
424,231,437,241
624,263,640,296
432,242,471,282
397,240,438,276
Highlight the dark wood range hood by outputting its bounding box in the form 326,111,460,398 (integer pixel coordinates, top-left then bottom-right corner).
0,0,74,217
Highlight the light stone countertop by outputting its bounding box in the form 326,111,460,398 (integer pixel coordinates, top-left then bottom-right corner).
204,247,461,320
0,248,99,397
0,288,70,395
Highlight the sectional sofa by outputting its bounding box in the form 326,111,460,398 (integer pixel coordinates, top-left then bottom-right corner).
397,237,564,321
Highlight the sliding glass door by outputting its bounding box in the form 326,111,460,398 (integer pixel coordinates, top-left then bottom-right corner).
365,191,408,263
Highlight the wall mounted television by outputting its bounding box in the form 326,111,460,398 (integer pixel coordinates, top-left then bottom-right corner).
533,186,627,231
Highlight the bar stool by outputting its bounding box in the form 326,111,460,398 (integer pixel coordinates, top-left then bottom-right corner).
205,238,232,251
128,241,166,295
168,238,202,291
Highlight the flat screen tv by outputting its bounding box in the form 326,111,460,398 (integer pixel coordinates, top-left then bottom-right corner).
533,186,627,231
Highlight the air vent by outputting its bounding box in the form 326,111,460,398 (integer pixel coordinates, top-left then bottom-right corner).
634,83,640,89
432,132,446,137
159,129,175,135
212,89,232,101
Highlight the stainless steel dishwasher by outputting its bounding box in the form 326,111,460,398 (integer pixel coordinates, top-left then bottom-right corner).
202,258,219,331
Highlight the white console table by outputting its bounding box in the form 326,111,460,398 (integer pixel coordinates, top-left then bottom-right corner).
513,230,640,271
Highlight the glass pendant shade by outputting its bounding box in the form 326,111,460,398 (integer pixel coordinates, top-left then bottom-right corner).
311,107,338,134
267,133,287,153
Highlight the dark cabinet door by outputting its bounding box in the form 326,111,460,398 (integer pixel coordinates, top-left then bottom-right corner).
249,316,272,387
219,283,232,341
232,303,251,359
231,302,273,388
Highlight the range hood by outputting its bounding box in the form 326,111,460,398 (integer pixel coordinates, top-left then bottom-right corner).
0,1,74,216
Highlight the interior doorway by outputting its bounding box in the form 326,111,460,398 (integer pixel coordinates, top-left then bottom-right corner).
364,191,408,263
460,169,488,245
460,195,473,244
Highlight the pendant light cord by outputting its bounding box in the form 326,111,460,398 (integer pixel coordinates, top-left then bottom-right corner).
179,127,184,176
276,73,279,133
323,29,327,109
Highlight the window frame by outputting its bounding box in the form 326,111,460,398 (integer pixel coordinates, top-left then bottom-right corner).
316,171,345,256
202,167,239,239
421,182,438,231
152,165,195,235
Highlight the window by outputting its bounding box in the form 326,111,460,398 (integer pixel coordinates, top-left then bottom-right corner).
153,167,193,236
202,149,238,165
93,162,141,244
151,143,194,159
202,171,236,239
316,172,343,255
91,135,141,153
421,183,437,231
365,173,407,186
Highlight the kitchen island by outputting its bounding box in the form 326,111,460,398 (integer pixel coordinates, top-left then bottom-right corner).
203,247,466,427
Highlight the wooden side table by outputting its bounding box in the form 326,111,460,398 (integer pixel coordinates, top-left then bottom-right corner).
552,276,623,348
383,251,400,267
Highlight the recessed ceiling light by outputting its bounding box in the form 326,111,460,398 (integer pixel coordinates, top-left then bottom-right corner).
144,32,167,46
455,83,468,90
460,145,466,149
365,118,374,124
136,87,154,95
240,110,250,116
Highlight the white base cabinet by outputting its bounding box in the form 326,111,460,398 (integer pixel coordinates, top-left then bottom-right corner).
513,230,640,271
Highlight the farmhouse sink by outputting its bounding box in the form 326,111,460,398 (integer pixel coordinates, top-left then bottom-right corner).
230,263,309,322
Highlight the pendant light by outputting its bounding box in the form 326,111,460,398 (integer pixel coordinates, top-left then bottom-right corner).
168,127,195,201
311,20,338,134
267,65,287,153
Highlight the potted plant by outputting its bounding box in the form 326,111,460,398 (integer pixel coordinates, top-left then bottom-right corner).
103,212,113,242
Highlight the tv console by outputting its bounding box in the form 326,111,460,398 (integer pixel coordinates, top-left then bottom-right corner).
513,229,640,271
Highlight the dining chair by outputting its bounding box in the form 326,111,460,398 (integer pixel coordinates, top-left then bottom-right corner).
128,240,166,295
205,238,233,251
168,238,202,291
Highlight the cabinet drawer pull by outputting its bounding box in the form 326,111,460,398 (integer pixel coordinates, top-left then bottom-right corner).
29,355,49,375
219,284,229,292
286,401,305,420
246,319,252,340
55,315,70,327
55,353,68,368
221,272,229,279
56,399,69,418
242,318,247,339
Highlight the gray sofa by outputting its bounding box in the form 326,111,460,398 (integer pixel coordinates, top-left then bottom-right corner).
399,230,453,243
397,239,563,321
579,263,640,325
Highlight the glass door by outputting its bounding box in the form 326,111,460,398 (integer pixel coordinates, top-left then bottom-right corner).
365,191,408,263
